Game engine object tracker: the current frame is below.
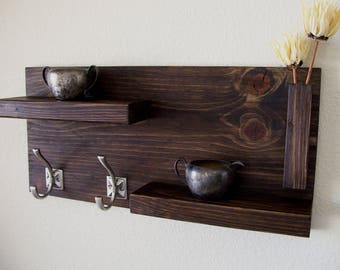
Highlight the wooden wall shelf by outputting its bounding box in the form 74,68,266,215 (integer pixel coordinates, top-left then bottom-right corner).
0,97,150,124
130,182,312,237
0,66,321,237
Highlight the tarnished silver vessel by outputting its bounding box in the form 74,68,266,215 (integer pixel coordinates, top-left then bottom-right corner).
174,158,244,199
42,66,98,100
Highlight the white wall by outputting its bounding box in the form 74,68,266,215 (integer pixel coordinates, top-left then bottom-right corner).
1,0,340,269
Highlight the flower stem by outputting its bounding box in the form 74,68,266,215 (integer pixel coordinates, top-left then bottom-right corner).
292,66,297,84
305,39,319,85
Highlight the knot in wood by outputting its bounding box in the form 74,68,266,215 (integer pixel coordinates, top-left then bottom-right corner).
239,114,269,142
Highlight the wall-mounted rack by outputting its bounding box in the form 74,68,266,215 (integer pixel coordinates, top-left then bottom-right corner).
0,66,321,237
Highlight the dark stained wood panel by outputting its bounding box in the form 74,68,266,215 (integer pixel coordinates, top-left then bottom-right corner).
0,96,150,124
21,66,321,236
130,182,312,237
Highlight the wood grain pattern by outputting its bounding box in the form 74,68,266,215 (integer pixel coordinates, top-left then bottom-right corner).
283,84,312,189
24,67,321,198
19,66,321,236
130,182,312,237
0,97,150,124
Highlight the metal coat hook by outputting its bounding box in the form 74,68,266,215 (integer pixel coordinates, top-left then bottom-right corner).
95,156,127,210
30,148,64,199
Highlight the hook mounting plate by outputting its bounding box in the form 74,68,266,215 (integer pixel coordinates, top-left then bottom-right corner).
107,176,127,200
45,168,64,190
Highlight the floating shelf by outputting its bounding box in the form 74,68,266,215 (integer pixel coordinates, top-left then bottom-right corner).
0,97,150,124
130,182,312,237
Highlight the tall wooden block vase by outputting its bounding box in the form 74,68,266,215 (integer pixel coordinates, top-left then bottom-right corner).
283,84,313,190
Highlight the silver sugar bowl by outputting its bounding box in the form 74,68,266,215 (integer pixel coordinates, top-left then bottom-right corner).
42,66,98,100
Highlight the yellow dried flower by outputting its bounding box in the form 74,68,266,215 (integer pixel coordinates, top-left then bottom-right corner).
303,0,340,40
273,33,311,67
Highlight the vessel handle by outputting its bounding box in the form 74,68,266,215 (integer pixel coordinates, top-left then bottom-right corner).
85,65,98,91
174,157,188,178
42,66,50,87
230,161,245,171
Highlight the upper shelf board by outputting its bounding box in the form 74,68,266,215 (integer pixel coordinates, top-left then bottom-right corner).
0,97,150,124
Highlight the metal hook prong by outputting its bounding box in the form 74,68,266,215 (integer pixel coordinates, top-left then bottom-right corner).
95,195,114,211
29,148,59,199
30,185,52,200
96,156,116,210
32,148,53,173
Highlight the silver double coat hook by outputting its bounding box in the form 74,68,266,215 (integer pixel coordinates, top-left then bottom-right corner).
95,156,127,210
30,148,64,199
29,149,126,206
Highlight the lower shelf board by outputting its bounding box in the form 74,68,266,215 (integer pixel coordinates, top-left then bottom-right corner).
129,182,312,237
